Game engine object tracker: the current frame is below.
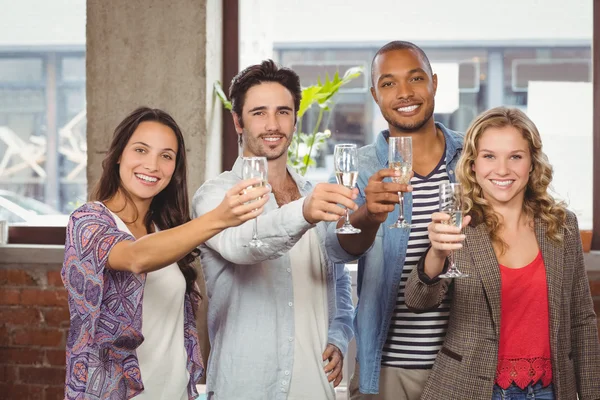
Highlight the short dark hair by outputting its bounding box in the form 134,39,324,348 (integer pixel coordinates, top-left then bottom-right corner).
371,41,433,85
229,59,302,127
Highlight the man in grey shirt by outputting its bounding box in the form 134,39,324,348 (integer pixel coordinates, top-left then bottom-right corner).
192,60,358,400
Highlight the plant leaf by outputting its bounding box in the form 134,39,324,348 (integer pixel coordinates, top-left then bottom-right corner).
342,66,364,82
298,86,321,117
213,81,232,110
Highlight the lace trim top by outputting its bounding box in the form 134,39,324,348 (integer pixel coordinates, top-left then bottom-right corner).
495,357,553,389
496,251,552,389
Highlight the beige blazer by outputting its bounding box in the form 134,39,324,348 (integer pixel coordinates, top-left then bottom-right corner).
405,210,600,399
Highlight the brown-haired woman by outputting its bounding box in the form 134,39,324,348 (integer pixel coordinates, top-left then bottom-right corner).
405,107,600,399
61,107,269,400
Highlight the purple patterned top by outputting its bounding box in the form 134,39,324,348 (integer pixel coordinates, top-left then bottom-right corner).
62,202,204,399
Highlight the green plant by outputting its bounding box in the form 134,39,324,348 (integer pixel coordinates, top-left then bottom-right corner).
214,80,232,111
214,66,363,175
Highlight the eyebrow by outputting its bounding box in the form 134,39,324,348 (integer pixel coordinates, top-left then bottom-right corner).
247,105,294,113
377,68,427,84
132,141,176,153
479,149,527,153
377,73,394,83
408,67,427,75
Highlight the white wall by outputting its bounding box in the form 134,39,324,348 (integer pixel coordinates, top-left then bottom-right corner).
205,0,224,180
272,0,591,44
0,0,85,47
527,81,593,230
239,0,275,70
2,0,591,48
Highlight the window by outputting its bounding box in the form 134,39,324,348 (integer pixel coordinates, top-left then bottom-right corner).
241,0,593,230
0,2,86,228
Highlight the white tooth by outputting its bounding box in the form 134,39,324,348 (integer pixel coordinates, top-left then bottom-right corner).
136,173,157,182
398,105,419,112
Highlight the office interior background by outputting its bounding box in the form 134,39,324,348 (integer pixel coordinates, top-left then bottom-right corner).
0,1,598,399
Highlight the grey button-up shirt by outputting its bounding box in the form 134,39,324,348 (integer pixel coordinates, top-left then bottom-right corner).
192,157,354,400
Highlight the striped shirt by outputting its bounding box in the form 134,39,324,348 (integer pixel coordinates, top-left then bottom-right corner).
381,157,451,369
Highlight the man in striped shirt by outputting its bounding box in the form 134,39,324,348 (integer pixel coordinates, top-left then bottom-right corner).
326,41,464,399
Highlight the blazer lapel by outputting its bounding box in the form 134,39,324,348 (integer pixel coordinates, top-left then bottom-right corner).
534,218,564,360
466,223,502,338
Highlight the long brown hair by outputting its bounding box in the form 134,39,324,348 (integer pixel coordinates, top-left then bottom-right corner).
91,107,199,296
456,107,567,252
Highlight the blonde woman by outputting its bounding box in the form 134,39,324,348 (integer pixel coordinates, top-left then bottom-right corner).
405,107,600,399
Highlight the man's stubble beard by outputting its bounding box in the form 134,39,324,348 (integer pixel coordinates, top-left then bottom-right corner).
243,131,292,161
386,101,435,133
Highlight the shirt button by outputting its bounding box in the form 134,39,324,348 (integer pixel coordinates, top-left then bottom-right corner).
280,388,286,392
288,302,293,307
449,170,454,175
288,337,294,342
286,268,291,273
282,380,287,385
285,371,290,376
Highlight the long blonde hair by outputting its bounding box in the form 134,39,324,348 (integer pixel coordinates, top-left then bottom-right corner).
456,107,566,251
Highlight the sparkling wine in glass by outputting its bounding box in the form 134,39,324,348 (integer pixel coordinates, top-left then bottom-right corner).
388,136,412,229
241,156,268,248
438,182,469,278
333,144,361,234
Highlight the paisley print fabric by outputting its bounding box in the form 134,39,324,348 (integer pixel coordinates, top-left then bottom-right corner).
62,202,204,399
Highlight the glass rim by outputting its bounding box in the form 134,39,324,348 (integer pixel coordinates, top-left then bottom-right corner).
334,143,358,148
388,136,412,142
439,182,462,188
241,156,267,161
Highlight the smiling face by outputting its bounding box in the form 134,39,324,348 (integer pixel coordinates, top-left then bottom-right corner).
370,48,437,133
233,81,296,160
117,121,178,204
472,125,532,210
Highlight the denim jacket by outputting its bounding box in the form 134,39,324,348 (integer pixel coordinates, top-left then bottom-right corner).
326,123,464,394
192,157,354,400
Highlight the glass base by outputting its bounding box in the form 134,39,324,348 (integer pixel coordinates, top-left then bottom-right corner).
389,221,412,229
438,269,469,279
243,239,266,248
336,224,361,234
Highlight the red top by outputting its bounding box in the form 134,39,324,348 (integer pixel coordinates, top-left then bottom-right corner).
495,251,553,389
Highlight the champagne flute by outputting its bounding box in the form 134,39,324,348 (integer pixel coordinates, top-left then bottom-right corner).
438,182,469,278
333,144,361,234
388,136,412,229
241,156,268,248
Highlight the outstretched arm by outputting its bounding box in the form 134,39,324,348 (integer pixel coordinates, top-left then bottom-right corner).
108,179,269,273
194,181,358,265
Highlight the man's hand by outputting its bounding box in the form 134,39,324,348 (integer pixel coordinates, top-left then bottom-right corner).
322,344,344,387
303,183,358,224
363,168,412,225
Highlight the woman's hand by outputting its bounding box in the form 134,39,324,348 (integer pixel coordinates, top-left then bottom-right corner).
212,178,271,228
424,212,470,278
428,212,470,256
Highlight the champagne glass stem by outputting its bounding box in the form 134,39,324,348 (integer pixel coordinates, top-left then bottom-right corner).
398,191,405,224
343,207,352,228
448,250,456,274
252,219,259,241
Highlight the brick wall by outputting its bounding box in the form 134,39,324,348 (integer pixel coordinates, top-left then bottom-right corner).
0,265,599,400
0,266,68,400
